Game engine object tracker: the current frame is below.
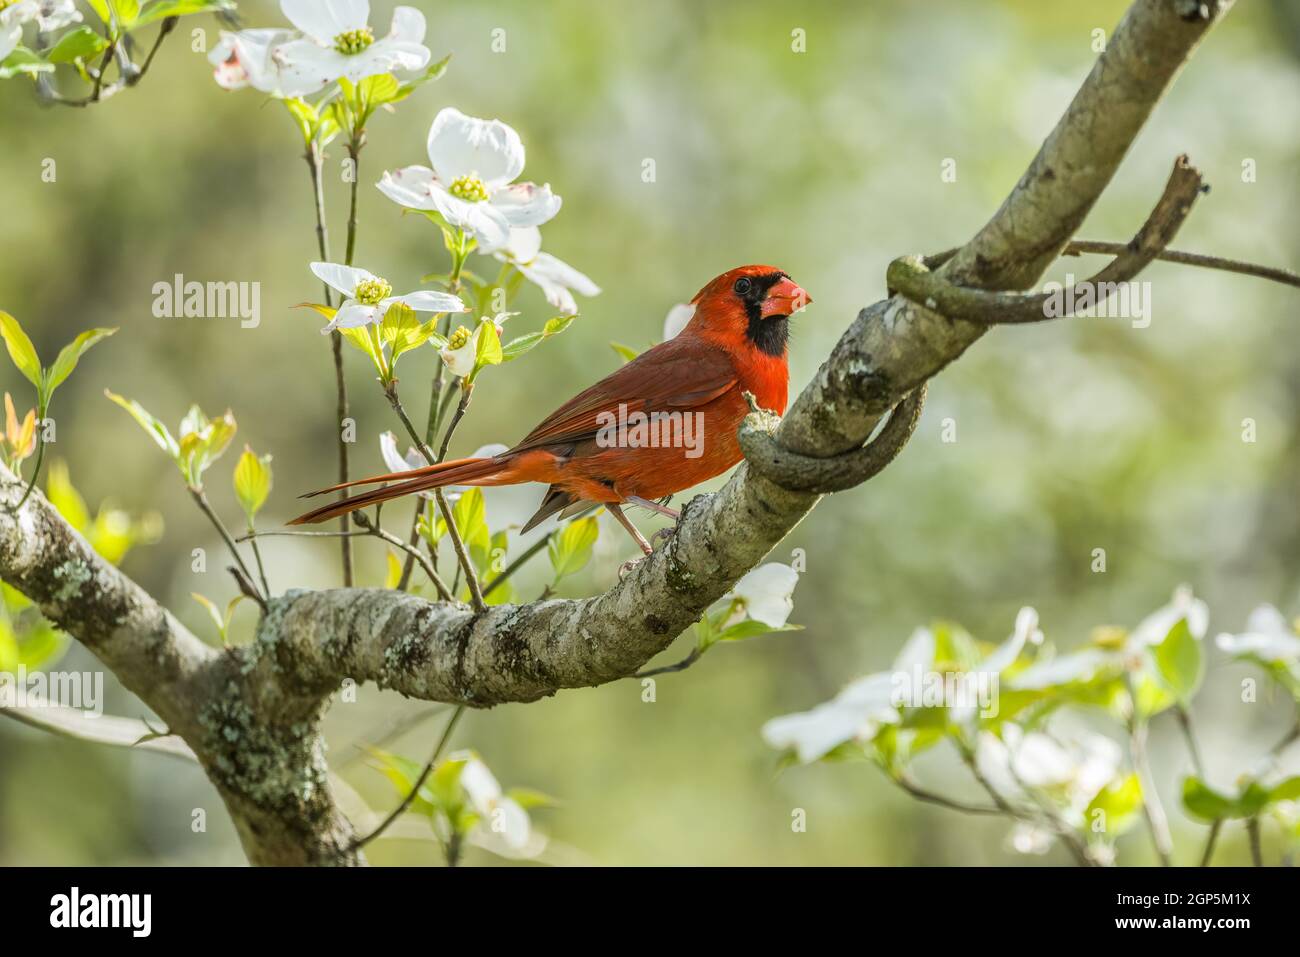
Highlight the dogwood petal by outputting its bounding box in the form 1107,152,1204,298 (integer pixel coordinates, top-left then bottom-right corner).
210,29,295,93
273,40,351,97
341,37,429,82
376,165,442,210
517,254,600,314
439,195,512,249
34,0,80,31
0,24,21,63
280,0,368,42
662,303,695,340
379,432,418,473
490,182,562,227
482,225,542,261
389,5,426,43
325,302,380,332
426,107,525,187
384,290,468,313
310,262,375,298
730,562,798,627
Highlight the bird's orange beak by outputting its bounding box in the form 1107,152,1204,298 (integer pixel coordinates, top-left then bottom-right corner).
762,276,812,318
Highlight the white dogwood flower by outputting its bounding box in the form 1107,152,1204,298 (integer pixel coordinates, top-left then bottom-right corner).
272,1,431,97
378,108,561,249
1216,605,1300,665
727,562,799,628
0,1,36,63
309,262,465,333
481,227,598,315
209,28,297,93
439,313,513,378
455,751,531,851
33,0,79,30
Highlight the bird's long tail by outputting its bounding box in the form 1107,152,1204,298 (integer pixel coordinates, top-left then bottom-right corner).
288,455,511,525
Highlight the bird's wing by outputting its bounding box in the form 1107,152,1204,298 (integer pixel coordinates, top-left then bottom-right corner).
509,334,738,454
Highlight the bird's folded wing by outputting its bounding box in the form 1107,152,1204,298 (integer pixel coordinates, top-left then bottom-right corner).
509,336,737,454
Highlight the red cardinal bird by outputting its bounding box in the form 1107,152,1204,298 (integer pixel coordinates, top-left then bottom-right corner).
290,265,811,553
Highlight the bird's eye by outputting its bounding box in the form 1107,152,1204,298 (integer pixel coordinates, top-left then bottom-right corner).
733,277,753,296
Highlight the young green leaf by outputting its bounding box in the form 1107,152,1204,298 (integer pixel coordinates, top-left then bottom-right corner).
548,515,599,582
610,341,640,364
45,327,117,397
104,390,181,460
474,319,503,368
47,27,110,64
501,332,544,363
135,0,234,28
543,315,576,336
233,446,272,523
0,312,42,390
1152,618,1204,701
0,47,55,79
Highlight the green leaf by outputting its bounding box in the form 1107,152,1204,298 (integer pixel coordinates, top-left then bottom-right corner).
1085,773,1144,837
45,327,117,398
548,516,599,582
47,27,111,64
233,446,272,522
1269,776,1300,803
401,52,451,91
0,312,42,391
505,787,557,810
46,459,91,533
191,592,227,643
474,319,503,368
1152,618,1204,702
104,390,181,461
543,315,576,336
451,487,489,556
500,332,544,363
0,47,55,79
1182,776,1251,822
134,0,234,28
712,620,804,644
367,748,439,817
87,0,141,28
610,341,640,364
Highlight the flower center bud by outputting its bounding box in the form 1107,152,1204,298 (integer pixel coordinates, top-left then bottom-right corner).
333,27,375,55
448,174,489,203
448,325,472,350
354,277,391,305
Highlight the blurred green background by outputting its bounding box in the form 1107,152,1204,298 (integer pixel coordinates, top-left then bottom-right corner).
1,0,1298,866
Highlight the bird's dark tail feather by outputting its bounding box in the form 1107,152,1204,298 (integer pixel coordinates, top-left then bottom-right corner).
288,456,507,525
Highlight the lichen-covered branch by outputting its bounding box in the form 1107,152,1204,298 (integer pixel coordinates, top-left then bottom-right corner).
0,0,1231,866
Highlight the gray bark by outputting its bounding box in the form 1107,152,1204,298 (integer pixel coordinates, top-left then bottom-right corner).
0,0,1230,865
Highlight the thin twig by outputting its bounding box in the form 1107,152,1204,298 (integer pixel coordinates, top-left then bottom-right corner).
1247,817,1263,867
892,774,1003,816
387,387,485,612
247,524,271,598
304,143,355,588
1199,819,1222,867
1064,240,1300,289
1128,713,1174,867
350,705,465,851
352,512,453,602
633,647,702,678
190,488,262,602
1174,705,1205,778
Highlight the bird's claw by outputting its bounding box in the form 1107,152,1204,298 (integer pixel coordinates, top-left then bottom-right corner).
649,526,676,549
619,557,645,579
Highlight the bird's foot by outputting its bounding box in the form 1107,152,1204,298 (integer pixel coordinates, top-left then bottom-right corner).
619,556,645,579
649,525,676,550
